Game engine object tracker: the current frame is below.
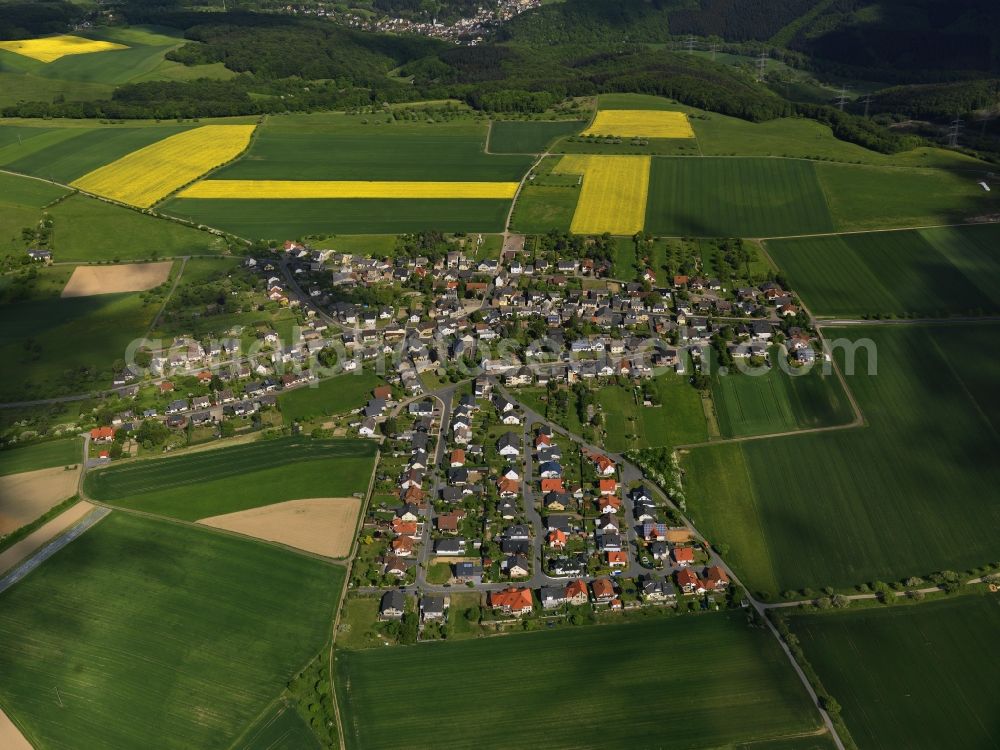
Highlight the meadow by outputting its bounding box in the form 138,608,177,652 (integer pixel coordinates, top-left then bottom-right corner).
0,438,80,477
508,184,576,233
163,197,511,237
0,512,342,750
0,171,67,252
335,612,824,750
487,120,584,153
766,224,1000,317
684,325,1000,595
84,437,378,521
711,356,855,438
789,595,1000,750
597,375,708,451
555,154,650,234
278,371,383,424
645,157,835,237
71,125,256,208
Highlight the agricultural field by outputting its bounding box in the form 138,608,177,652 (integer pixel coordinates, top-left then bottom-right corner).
554,154,650,234
0,122,195,183
766,224,1000,317
788,595,1000,750
645,157,835,237
163,113,532,236
336,612,824,750
71,125,257,208
0,512,342,750
0,35,126,63
0,171,67,253
178,180,518,199
164,197,512,237
0,265,166,401
84,437,378,521
711,356,855,438
583,109,694,138
278,371,383,424
684,325,1000,596
0,438,80,477
487,120,584,153
238,703,322,750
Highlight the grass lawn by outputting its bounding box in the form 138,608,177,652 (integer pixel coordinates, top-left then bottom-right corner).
765,224,1000,317
509,184,576,233
425,562,452,584
711,356,855,438
0,512,342,750
162,197,511,238
335,611,823,750
788,594,1000,750
815,162,1000,233
488,120,584,153
0,437,80,476
645,157,835,237
684,325,1000,595
278,371,383,424
84,437,378,521
336,597,383,651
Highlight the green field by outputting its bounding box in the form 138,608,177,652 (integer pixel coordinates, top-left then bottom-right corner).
712,356,855,438
598,374,708,451
336,612,824,750
645,157,836,237
789,595,1000,750
508,184,576,233
0,438,80,476
163,196,512,238
0,268,165,401
488,120,584,153
814,162,999,233
214,113,530,182
0,512,341,750
0,123,194,183
84,437,378,521
766,224,1000,317
685,325,1000,595
0,171,68,252
278,371,383,424
238,702,322,750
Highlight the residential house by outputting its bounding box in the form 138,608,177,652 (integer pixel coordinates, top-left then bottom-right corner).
379,590,405,620
489,587,534,615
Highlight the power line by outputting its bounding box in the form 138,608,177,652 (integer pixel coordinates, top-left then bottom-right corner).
709,43,719,61
863,93,872,118
836,87,850,112
685,35,696,54
948,115,963,147
756,51,768,82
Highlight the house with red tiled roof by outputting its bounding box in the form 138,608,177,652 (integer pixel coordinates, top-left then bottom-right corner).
598,479,617,496
672,546,695,566
391,536,414,556
564,579,589,605
540,478,565,494
450,449,466,467
598,495,621,514
391,518,420,538
89,426,115,443
547,529,567,549
497,477,520,498
489,587,534,615
676,568,698,593
607,550,627,567
591,577,616,602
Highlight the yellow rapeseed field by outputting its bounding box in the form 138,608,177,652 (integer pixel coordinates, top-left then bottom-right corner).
555,155,651,235
177,180,519,199
0,35,127,63
71,125,257,208
582,109,695,139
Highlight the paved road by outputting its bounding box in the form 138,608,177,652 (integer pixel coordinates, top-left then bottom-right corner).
0,506,112,595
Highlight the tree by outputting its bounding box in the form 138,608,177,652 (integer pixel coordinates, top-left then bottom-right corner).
465,605,481,622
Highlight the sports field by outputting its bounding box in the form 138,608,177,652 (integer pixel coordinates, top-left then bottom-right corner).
0,35,126,63
336,612,824,750
645,157,835,237
712,359,855,438
765,224,1000,317
684,325,1000,595
0,512,342,750
554,154,650,234
583,109,695,138
278,371,382,424
71,125,256,207
789,595,1000,750
487,120,584,153
84,437,378,521
178,180,518,199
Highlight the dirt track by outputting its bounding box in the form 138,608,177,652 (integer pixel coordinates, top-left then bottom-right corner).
0,708,32,750
0,466,80,535
198,497,361,558
61,261,172,298
0,500,93,575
